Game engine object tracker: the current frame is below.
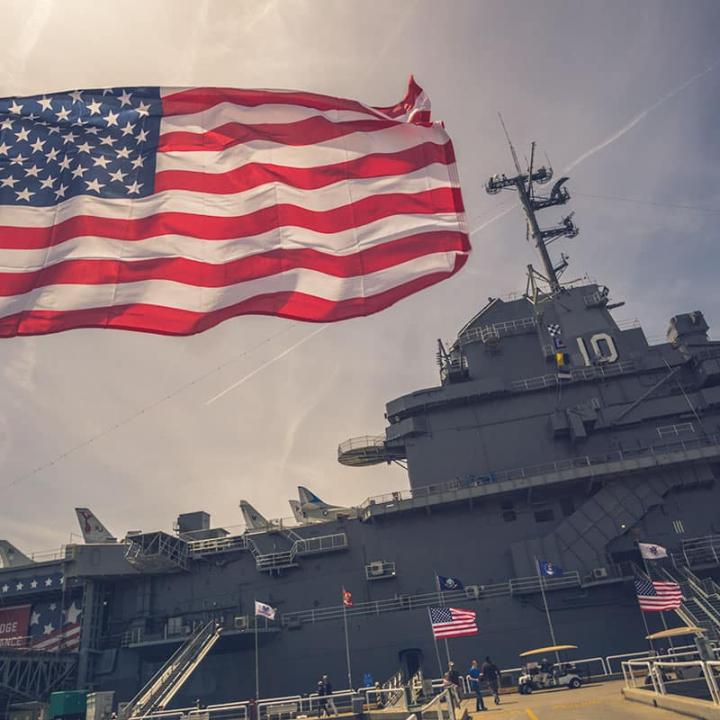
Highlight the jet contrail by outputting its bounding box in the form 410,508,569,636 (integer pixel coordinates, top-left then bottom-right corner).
468,56,720,238
469,204,516,237
564,57,720,173
206,325,328,405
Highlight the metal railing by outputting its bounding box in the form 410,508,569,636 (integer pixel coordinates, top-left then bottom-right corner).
623,658,720,706
281,572,579,626
338,435,386,455
360,433,720,514
674,534,720,569
509,360,637,392
457,316,536,346
407,688,455,720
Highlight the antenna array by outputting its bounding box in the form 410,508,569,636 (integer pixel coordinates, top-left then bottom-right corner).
486,124,579,295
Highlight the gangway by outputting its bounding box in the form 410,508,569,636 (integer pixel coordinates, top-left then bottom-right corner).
121,620,222,719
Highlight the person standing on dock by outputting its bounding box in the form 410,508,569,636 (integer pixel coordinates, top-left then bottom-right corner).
317,675,337,717
481,657,501,705
467,660,486,711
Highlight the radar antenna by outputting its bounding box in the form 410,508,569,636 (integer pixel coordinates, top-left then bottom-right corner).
486,122,578,295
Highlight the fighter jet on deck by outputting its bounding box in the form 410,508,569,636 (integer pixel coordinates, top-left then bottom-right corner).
290,486,357,523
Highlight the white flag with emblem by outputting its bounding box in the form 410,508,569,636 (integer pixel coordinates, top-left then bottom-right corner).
638,543,668,560
254,600,276,620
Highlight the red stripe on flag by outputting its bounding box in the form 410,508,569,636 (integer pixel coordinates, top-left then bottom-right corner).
0,188,465,249
0,232,469,294
155,141,456,194
0,255,468,337
162,88,389,120
374,76,425,119
158,117,403,152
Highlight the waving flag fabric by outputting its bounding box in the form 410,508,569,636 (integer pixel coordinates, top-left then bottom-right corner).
0,79,468,337
428,607,478,639
254,600,276,620
634,578,682,612
638,543,668,560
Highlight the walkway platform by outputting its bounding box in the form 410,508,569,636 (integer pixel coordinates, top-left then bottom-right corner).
459,679,692,719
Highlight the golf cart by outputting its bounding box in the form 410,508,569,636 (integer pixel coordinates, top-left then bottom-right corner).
517,644,582,694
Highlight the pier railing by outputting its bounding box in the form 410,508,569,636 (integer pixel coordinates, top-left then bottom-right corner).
623,657,720,707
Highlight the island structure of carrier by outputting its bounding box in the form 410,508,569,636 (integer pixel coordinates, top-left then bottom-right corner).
2,144,720,716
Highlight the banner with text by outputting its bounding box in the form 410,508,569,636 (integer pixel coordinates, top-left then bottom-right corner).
0,604,31,648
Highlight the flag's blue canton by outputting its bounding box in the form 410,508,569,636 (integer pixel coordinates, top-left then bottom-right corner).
0,571,64,598
429,607,453,623
0,88,162,206
634,578,657,596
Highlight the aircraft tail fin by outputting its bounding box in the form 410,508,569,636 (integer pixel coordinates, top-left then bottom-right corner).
289,500,305,523
239,500,270,531
75,508,116,543
0,540,33,568
298,486,325,507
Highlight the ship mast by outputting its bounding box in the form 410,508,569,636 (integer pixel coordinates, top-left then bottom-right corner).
486,120,578,296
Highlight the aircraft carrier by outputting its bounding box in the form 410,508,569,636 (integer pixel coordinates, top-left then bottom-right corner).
2,145,720,715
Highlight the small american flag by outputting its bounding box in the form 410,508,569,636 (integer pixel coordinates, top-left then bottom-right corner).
634,578,682,612
0,79,468,337
428,607,478,639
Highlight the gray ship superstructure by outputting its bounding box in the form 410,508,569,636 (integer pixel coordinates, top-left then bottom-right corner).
2,147,720,714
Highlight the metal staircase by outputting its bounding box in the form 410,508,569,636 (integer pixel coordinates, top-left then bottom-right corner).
659,566,720,640
121,620,222,719
512,476,672,576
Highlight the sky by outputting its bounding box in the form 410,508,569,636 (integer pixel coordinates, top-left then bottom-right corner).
1,0,719,553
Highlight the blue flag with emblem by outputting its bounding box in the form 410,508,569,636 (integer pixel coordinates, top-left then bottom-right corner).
538,561,564,577
437,575,464,591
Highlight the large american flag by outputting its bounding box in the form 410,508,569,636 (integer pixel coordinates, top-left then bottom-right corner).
634,578,683,612
28,597,83,652
428,607,478,639
0,79,468,337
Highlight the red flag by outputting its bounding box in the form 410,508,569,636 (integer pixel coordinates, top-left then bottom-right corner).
342,587,353,608
0,79,468,337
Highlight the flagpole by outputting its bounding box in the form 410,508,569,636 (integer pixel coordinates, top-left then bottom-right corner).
428,608,444,679
640,549,674,649
637,605,655,652
343,600,353,689
535,558,559,662
254,608,260,700
434,573,451,666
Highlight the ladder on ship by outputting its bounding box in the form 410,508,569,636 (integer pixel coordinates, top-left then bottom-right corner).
121,620,222,719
